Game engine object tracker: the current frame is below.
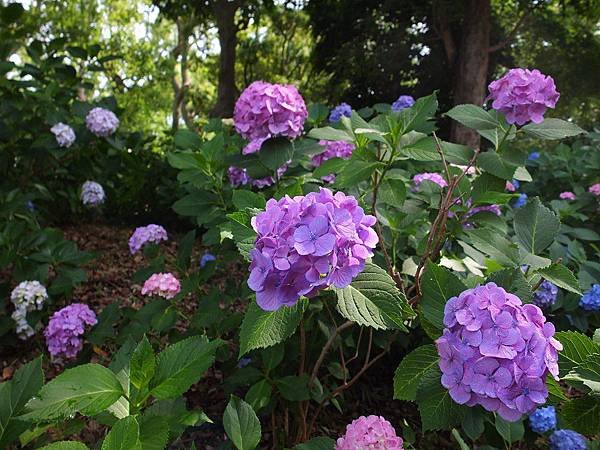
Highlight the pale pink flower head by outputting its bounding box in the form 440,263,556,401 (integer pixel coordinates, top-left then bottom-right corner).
559,191,576,200
336,415,403,450
589,183,600,196
141,273,181,300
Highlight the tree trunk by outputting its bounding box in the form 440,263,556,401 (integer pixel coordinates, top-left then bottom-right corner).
450,0,491,148
210,0,239,118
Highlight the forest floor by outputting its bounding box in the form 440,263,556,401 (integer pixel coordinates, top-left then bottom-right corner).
1,223,455,449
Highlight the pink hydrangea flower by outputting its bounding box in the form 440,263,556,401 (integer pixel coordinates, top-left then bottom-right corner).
487,68,560,125
413,172,447,189
141,273,181,299
506,181,516,192
589,183,600,196
336,415,403,450
233,81,307,155
559,191,576,200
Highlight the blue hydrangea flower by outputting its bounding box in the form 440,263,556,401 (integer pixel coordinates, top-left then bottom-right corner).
200,252,216,268
528,151,541,161
528,406,557,433
328,103,352,123
237,357,252,368
26,200,35,212
391,95,415,112
580,284,600,311
549,429,587,450
513,193,528,208
511,179,520,190
533,281,558,308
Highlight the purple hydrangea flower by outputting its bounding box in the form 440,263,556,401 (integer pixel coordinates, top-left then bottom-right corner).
487,69,560,125
589,183,600,196
529,405,557,433
533,281,558,308
413,172,448,190
200,252,216,268
44,303,97,359
437,282,563,422
228,164,288,189
80,181,105,206
248,188,378,311
549,429,587,450
580,284,600,311
233,81,307,154
329,103,352,123
336,415,403,450
312,140,355,183
513,193,528,209
128,224,168,254
559,191,576,200
464,204,502,220
85,107,119,137
50,122,76,148
391,95,415,112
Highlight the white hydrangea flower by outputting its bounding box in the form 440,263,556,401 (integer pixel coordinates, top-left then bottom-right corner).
10,280,48,339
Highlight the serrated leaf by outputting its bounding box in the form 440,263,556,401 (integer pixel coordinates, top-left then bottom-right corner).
461,408,485,441
488,268,533,303
561,396,600,435
293,437,336,450
419,262,466,330
536,264,581,295
101,416,141,450
130,336,155,391
494,416,524,444
546,374,568,404
334,161,381,188
38,442,89,450
398,92,438,133
258,137,294,171
416,368,465,431
223,396,261,450
379,178,407,207
335,262,414,331
232,190,266,210
245,380,272,412
445,105,500,130
150,336,220,399
138,415,169,450
393,345,439,401
514,197,560,254
522,118,585,140
467,229,521,266
275,375,310,402
555,331,600,377
564,352,600,392
21,364,123,421
239,299,307,357
307,127,353,142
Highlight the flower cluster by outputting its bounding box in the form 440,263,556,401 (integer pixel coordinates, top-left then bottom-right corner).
311,140,355,183
533,281,558,308
233,81,307,154
44,303,97,359
464,204,502,220
413,172,447,190
528,151,541,161
329,102,352,123
10,281,48,339
141,273,181,299
549,430,587,450
336,415,403,450
81,181,105,206
128,224,168,254
50,122,76,148
227,165,288,189
559,191,576,200
437,282,562,421
248,188,378,311
391,95,415,112
513,193,528,209
528,405,557,433
85,107,119,137
487,68,560,125
580,284,600,311
589,183,600,196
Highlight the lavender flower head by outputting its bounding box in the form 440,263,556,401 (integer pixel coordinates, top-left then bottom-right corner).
549,430,587,450
437,282,563,422
336,415,403,450
129,224,168,254
487,68,560,125
81,181,105,206
233,81,307,155
248,188,378,311
329,102,352,123
85,107,119,137
391,95,415,112
413,172,447,190
559,191,576,200
312,140,355,183
11,281,48,339
44,303,97,359
589,183,600,196
579,284,600,311
228,164,288,189
141,272,181,300
200,252,216,268
533,281,558,308
528,405,557,433
50,122,76,148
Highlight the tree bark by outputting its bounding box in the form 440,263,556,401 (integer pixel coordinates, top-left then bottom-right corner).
450,0,491,148
210,0,239,118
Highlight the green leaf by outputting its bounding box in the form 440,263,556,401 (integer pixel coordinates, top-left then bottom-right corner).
564,352,600,392
167,151,200,170
467,228,521,266
224,210,256,260
258,137,294,171
223,396,261,450
21,364,123,421
451,429,470,450
445,105,500,130
293,437,336,450
138,415,169,450
275,375,310,402
494,416,524,444
174,129,201,149
334,161,381,188
416,368,465,431
172,193,212,217
88,303,121,346
378,179,407,207
245,380,272,412
555,331,600,377
471,173,505,202
400,136,474,165
545,375,568,404
130,336,155,391
561,396,600,435
477,151,519,179
232,190,266,210
239,299,307,357
335,262,414,331
312,157,348,179
461,408,484,441
419,262,466,330
514,197,560,255
488,269,533,303
522,118,586,140
536,264,581,295
101,416,141,450
393,345,439,401
38,442,89,450
150,336,220,400
398,92,438,133
307,127,353,142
